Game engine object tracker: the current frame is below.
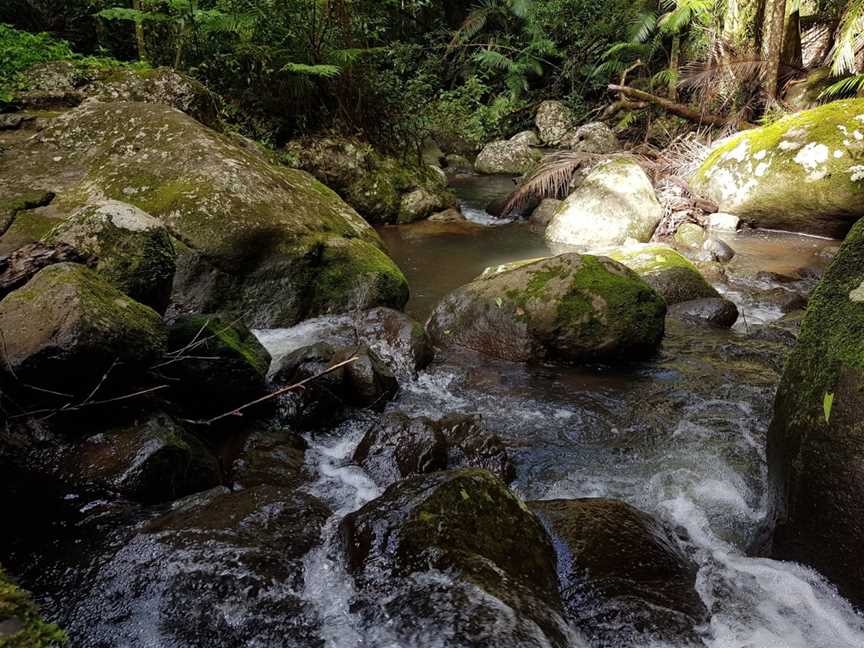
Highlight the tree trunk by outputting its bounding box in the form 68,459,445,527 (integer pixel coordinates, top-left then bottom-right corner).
723,0,762,55
781,7,803,71
669,35,681,101
761,0,787,100
133,0,149,64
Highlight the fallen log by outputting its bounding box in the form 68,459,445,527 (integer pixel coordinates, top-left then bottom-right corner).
607,85,755,130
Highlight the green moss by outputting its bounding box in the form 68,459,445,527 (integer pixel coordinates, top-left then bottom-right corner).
0,564,66,647
0,191,54,236
170,315,270,377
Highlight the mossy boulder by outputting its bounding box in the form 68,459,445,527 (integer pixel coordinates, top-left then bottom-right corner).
0,101,408,326
340,469,573,647
530,499,707,643
673,222,706,249
427,253,667,364
43,200,176,313
535,100,576,146
230,423,309,489
0,564,66,647
607,244,722,305
63,412,221,503
163,315,272,415
474,139,542,175
546,158,662,248
284,136,456,224
564,122,620,154
692,99,864,237
0,263,166,396
766,218,864,608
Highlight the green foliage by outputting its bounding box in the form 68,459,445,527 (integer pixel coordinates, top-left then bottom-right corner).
820,73,864,99
0,22,76,101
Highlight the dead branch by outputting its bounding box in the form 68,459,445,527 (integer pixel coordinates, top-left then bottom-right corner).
607,84,756,129
603,99,649,119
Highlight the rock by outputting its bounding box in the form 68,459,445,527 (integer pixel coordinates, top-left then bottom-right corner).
163,315,272,415
608,244,721,305
64,412,221,503
674,222,706,249
48,485,330,647
759,287,808,313
421,138,446,167
0,263,166,397
0,564,65,646
43,200,176,313
428,207,465,223
766,218,864,607
474,139,543,175
530,199,564,228
427,253,666,363
1,102,408,327
530,499,708,643
564,122,620,154
272,343,398,427
353,412,515,487
510,130,543,146
691,99,864,237
230,424,309,489
706,212,740,232
700,237,736,263
536,100,576,146
0,241,88,300
444,154,473,175
545,158,662,248
285,136,456,224
0,114,34,131
667,297,740,328
341,469,573,647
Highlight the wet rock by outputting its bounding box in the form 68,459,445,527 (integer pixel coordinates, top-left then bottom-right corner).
427,253,667,364
46,485,330,647
272,342,398,428
398,187,457,224
428,207,465,223
673,222,706,249
163,314,272,415
536,100,576,146
530,499,708,643
0,564,65,646
341,469,574,647
64,412,221,503
759,287,808,313
691,98,864,237
486,191,538,220
748,310,805,347
546,158,662,248
230,423,309,489
474,139,543,176
444,154,473,175
706,212,740,232
0,263,166,397
43,200,176,313
767,218,864,608
700,237,736,263
608,244,721,305
353,412,515,487
530,199,564,228
668,297,740,328
564,122,620,154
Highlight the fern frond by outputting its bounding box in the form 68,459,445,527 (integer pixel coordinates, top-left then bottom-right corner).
280,63,341,78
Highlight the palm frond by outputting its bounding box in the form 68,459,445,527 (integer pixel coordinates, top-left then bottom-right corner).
504,151,600,214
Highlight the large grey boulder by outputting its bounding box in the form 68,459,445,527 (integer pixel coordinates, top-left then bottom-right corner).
564,121,620,154
474,139,542,175
536,100,576,146
545,158,663,248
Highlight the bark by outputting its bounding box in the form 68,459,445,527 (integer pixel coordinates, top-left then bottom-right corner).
606,85,755,129
723,0,763,54
781,8,803,71
133,0,149,64
761,0,787,100
0,243,88,299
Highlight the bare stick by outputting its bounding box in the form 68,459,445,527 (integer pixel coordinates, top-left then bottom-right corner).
607,84,756,129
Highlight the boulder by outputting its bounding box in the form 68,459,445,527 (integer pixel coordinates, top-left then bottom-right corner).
530,499,708,643
444,154,474,175
673,222,706,249
564,122,620,154
0,263,166,396
667,297,740,328
766,218,864,607
46,486,330,646
341,469,574,647
163,315,272,414
428,207,465,223
399,187,457,224
545,158,662,248
700,237,736,263
608,245,722,305
691,99,864,237
510,130,543,146
0,564,65,647
474,140,542,175
64,412,221,503
272,343,398,427
427,253,666,363
1,101,408,327
530,199,564,228
43,200,176,312
230,424,309,489
536,100,576,146
706,212,740,232
353,412,515,487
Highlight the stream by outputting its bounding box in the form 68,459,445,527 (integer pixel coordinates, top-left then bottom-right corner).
12,175,864,647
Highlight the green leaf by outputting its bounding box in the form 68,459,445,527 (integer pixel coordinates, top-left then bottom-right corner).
460,488,470,501
495,297,504,309
823,392,835,424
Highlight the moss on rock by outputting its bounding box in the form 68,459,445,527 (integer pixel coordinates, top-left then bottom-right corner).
608,244,720,305
0,565,65,647
692,99,864,237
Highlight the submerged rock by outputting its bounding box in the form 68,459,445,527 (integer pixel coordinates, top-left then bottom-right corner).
0,263,166,397
341,469,575,647
667,297,740,328
474,139,543,175
692,99,864,237
353,412,515,487
767,218,864,608
427,253,666,363
608,245,721,305
545,158,662,248
43,200,176,313
530,499,707,644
